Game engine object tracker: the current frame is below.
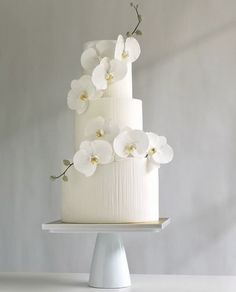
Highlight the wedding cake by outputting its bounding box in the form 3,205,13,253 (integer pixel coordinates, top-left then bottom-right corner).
51,8,173,223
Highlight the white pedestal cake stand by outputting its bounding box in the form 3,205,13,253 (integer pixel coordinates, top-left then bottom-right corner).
42,218,170,289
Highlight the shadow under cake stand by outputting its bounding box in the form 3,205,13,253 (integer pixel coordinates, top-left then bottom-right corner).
42,218,170,289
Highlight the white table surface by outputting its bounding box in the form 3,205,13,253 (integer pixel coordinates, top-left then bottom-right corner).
0,273,235,292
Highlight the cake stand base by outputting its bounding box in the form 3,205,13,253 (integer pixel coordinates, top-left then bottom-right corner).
89,233,130,288
42,218,170,289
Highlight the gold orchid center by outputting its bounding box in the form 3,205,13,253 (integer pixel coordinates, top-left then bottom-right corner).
80,92,88,101
149,147,157,156
126,143,137,154
122,51,129,59
90,155,100,165
105,73,114,81
96,129,105,138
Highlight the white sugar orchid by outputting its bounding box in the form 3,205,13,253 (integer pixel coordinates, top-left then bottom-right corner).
115,34,141,63
73,140,114,177
92,57,127,90
113,129,149,158
67,75,102,114
147,132,174,166
81,40,115,73
85,116,120,142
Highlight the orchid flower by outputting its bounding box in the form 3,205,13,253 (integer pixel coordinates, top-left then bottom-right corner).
67,75,102,114
113,129,149,158
115,34,141,63
73,140,114,177
81,40,115,73
92,57,127,90
85,116,120,142
147,132,174,166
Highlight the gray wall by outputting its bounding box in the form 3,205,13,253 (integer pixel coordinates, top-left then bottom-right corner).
0,0,236,275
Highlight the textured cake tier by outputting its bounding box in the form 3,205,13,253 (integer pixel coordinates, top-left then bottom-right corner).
84,41,132,99
61,158,159,223
75,98,143,150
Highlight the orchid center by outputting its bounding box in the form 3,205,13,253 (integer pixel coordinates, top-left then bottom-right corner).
96,129,105,138
80,92,88,101
90,155,100,165
122,51,129,59
149,147,157,156
126,143,137,154
105,72,114,82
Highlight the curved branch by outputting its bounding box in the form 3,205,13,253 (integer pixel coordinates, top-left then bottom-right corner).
50,163,73,181
126,3,142,37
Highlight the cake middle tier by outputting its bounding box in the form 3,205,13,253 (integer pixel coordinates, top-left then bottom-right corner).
75,98,143,150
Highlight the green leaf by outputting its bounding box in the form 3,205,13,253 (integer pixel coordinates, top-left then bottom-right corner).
135,30,142,35
63,159,70,166
50,176,56,181
63,175,68,182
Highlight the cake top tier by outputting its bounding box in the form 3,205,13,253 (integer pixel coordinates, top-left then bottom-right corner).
67,35,141,115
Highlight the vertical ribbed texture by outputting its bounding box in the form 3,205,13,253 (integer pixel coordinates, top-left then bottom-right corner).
62,159,159,223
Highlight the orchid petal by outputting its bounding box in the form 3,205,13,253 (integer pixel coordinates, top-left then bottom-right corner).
67,90,88,114
104,120,120,142
92,63,108,90
152,144,174,164
71,79,82,91
81,48,100,73
96,40,115,59
125,37,141,63
80,141,93,154
128,130,149,157
92,140,113,164
113,131,130,158
73,149,97,177
147,132,167,148
114,35,125,61
67,90,78,110
79,75,96,99
68,75,96,112
76,99,88,114
100,57,110,71
113,129,149,158
110,59,127,82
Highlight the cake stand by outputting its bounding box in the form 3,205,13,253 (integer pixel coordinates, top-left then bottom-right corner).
42,218,170,289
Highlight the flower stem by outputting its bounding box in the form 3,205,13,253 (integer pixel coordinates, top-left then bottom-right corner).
50,163,73,181
131,5,142,35
126,3,142,37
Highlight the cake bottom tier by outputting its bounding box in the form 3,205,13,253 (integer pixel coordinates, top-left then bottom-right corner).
61,158,159,223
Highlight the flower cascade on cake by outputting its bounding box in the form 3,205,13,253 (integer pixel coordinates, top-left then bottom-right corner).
68,35,140,114
50,3,173,182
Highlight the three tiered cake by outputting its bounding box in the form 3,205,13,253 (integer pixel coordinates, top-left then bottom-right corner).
55,33,173,223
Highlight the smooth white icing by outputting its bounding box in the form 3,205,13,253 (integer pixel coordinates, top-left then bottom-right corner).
75,98,143,150
62,158,159,223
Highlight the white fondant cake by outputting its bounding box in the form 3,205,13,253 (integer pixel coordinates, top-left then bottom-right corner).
59,35,173,223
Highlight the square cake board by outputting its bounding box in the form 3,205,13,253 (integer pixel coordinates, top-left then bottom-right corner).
42,218,170,289
42,217,170,233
